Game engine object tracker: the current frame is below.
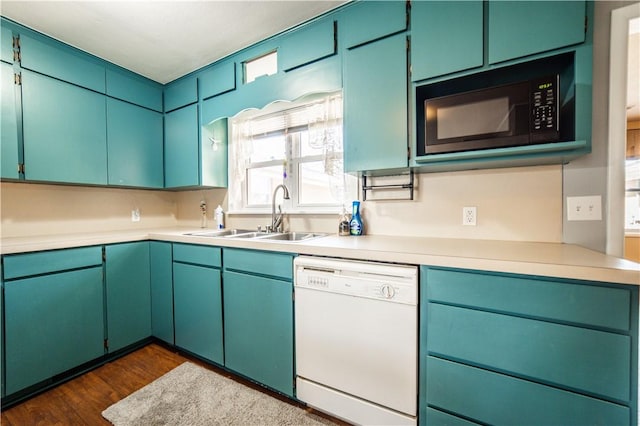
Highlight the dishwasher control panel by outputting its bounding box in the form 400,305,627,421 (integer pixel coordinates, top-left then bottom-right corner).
294,256,418,305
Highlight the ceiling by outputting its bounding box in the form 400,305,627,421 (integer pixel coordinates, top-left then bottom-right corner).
0,0,347,84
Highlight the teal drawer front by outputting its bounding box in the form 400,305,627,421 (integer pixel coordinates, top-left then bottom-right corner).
20,34,105,93
223,249,293,280
341,1,406,48
426,268,631,331
164,77,198,112
106,68,163,112
426,408,480,426
173,243,221,268
199,61,236,100
426,357,629,426
3,246,103,280
428,303,631,402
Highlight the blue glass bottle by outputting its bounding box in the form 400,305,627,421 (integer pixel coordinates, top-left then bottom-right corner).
349,201,363,236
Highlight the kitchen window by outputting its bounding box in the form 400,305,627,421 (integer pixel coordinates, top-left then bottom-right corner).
228,92,357,214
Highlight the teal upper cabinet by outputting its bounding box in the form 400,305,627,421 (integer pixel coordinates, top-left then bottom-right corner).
411,1,483,82
344,33,408,172
341,0,407,48
488,1,586,64
164,76,197,112
21,70,108,185
1,24,14,63
199,60,235,100
105,242,152,353
106,98,163,188
1,62,19,179
279,19,336,71
105,68,163,112
164,104,199,188
19,34,105,93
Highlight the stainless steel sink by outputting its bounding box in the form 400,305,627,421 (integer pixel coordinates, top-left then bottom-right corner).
184,229,256,237
256,232,328,242
223,231,270,239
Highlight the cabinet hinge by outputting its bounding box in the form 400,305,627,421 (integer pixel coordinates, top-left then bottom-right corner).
102,247,106,262
12,36,20,62
18,163,24,174
12,35,19,50
13,50,20,63
14,73,21,85
104,339,109,350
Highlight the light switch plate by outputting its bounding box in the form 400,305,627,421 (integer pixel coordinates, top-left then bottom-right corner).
567,196,602,221
131,208,141,222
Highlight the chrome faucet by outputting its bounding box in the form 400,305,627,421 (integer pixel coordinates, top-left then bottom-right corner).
270,184,290,233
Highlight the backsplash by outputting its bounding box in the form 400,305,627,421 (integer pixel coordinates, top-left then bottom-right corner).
0,164,562,243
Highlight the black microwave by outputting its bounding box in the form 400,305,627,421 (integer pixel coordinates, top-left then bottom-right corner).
416,53,575,156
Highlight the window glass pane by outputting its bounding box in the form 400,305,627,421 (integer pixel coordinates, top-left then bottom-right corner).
250,134,286,163
301,125,343,157
247,166,283,206
299,161,344,205
245,51,278,84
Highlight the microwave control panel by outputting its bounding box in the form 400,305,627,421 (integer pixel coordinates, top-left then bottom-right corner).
530,76,560,141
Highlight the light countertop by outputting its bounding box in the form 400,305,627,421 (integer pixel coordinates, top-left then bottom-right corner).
1,227,639,286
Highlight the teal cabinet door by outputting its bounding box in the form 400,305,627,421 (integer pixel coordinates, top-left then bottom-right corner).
164,104,199,188
411,1,483,82
341,0,406,48
4,267,104,395
164,76,197,112
106,68,163,112
223,270,294,397
1,24,13,63
199,60,236,100
150,241,174,345
21,70,107,185
106,98,163,188
279,18,335,71
200,117,228,188
19,33,105,93
173,262,223,364
1,61,19,179
344,33,408,172
105,242,151,353
488,1,586,64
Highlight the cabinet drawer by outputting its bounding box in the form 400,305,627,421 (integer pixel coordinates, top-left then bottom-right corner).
428,303,631,402
425,268,631,331
173,243,221,268
3,246,103,280
106,68,163,112
223,249,293,280
426,357,629,426
20,34,105,93
164,77,198,112
199,61,236,100
341,1,406,48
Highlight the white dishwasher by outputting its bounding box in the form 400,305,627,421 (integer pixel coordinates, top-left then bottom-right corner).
294,256,418,426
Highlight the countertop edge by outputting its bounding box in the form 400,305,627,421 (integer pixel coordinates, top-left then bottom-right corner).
1,227,639,286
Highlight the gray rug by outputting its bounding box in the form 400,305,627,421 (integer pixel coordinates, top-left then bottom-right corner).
102,362,337,426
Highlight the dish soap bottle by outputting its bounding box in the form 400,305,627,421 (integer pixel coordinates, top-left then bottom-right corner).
215,205,224,229
338,206,350,236
349,200,363,236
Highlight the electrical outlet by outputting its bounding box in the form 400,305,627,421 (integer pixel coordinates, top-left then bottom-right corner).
131,208,141,222
463,206,477,226
567,196,602,221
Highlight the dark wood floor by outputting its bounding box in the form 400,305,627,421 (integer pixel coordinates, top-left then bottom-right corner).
1,343,191,425
2,342,344,425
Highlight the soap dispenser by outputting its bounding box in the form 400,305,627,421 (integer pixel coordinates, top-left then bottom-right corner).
349,200,363,236
215,205,224,229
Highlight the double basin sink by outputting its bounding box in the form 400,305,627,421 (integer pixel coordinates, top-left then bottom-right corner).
184,229,328,243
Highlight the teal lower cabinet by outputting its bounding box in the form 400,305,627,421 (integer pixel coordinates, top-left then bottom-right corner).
420,267,639,426
222,248,294,397
105,242,151,353
2,247,105,396
172,244,223,364
150,241,174,345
